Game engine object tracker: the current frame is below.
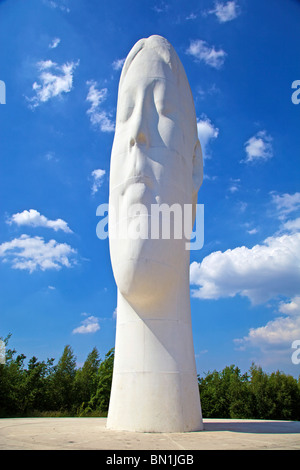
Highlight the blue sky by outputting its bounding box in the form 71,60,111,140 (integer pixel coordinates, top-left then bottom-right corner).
0,0,300,377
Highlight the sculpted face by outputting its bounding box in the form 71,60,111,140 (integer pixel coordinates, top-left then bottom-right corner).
109,37,202,307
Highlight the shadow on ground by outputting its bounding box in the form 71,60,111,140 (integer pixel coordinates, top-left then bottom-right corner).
203,420,300,434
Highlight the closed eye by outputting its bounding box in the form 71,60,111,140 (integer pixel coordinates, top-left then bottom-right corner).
156,102,175,117
159,107,173,116
155,95,176,117
118,105,134,123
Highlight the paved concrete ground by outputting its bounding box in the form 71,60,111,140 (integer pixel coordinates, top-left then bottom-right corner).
0,418,299,450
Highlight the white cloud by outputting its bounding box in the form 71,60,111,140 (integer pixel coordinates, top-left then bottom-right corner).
234,297,300,364
44,151,59,162
44,0,70,13
228,185,239,193
282,217,300,233
186,39,227,69
203,174,217,181
0,234,77,273
271,192,300,220
247,228,258,235
237,201,247,213
186,13,197,20
190,232,300,304
49,37,61,49
91,169,106,195
228,178,241,194
153,2,169,13
112,58,125,71
197,115,219,159
279,296,300,316
7,209,72,233
238,316,299,347
86,81,115,132
243,130,273,163
197,83,220,100
72,315,100,334
208,1,240,23
27,59,79,108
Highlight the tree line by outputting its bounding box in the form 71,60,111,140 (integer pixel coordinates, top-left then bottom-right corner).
1,334,300,420
0,335,113,417
198,364,300,420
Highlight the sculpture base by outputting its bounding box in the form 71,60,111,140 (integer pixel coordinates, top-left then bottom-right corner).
106,370,203,433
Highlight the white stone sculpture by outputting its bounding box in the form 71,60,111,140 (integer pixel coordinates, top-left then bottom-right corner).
106,35,204,432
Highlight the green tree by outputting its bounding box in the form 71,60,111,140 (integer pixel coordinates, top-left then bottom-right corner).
198,366,235,418
199,365,253,419
51,345,77,412
22,356,56,414
0,334,26,416
2,334,300,420
249,364,276,419
249,364,300,420
226,367,252,419
73,347,101,411
87,348,114,414
199,370,227,417
267,370,300,420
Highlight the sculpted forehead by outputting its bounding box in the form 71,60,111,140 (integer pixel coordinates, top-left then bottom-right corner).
118,56,180,119
117,44,197,140
120,36,175,83
120,48,176,89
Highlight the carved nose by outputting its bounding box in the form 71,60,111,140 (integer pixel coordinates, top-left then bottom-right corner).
130,107,149,148
130,132,147,148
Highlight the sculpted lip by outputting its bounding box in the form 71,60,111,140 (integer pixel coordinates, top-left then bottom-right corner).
121,175,154,196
